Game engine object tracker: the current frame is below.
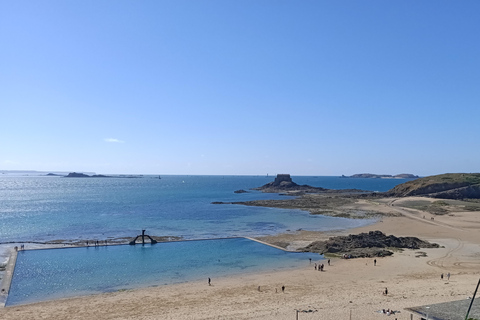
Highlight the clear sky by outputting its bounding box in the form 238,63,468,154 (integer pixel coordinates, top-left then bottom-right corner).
1,1,479,176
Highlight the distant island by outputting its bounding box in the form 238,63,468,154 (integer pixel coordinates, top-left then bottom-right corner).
65,172,110,178
252,174,365,194
342,173,419,179
253,174,328,193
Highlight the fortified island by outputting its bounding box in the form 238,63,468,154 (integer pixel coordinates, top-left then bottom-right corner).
214,173,480,258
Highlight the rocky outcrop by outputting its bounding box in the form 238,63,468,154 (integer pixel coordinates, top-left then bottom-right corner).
253,174,328,193
300,231,439,258
234,189,248,193
386,173,480,199
427,184,480,199
253,174,367,194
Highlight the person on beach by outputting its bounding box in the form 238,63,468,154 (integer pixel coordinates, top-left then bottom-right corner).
383,287,388,295
208,278,211,286
374,259,377,266
447,272,451,280
309,258,312,264
327,259,330,266
441,273,444,280
314,263,317,270
282,285,285,293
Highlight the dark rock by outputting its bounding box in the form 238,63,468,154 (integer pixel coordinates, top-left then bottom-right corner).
300,231,439,258
234,189,248,193
253,174,328,193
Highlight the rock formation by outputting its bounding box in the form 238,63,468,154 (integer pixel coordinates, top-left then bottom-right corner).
386,173,480,199
253,174,328,193
300,231,439,258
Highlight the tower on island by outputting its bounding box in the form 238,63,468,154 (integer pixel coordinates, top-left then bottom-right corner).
273,174,292,186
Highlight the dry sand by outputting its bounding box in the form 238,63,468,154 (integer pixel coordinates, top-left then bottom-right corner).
1,197,479,320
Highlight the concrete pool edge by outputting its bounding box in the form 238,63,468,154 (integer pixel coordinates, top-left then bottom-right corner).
0,249,17,307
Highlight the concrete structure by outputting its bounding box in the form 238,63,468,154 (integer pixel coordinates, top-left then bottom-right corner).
406,298,480,320
129,229,157,245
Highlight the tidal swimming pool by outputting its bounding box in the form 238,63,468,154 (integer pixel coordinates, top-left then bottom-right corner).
6,238,321,306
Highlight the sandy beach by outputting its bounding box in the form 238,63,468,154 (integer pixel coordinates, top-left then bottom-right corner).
1,196,480,319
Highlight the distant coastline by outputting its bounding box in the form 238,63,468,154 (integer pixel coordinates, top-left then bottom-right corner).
341,173,419,179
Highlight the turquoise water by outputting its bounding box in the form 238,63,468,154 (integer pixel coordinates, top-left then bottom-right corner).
6,238,320,306
0,175,409,243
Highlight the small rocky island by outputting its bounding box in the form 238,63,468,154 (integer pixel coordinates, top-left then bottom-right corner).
300,231,439,258
253,174,365,194
65,172,110,178
253,174,328,193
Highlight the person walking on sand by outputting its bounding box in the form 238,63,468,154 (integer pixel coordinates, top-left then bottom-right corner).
282,285,285,293
374,259,377,266
441,273,444,280
327,259,330,266
383,287,388,295
447,272,451,280
208,278,211,286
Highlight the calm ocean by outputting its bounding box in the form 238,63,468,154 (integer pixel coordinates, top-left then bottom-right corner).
0,175,409,243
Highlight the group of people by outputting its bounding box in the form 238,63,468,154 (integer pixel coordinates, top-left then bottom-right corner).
314,263,325,271
382,308,396,316
85,240,108,246
311,258,331,272
13,244,25,251
441,272,451,280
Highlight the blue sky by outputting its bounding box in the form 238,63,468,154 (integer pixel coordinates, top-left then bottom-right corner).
1,1,479,176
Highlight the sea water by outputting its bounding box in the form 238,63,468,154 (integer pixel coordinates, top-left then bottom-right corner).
6,238,320,306
0,175,408,243
1,175,412,306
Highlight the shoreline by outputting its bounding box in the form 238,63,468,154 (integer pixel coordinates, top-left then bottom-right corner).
1,196,480,319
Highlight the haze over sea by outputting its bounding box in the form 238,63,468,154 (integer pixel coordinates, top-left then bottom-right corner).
0,175,411,244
